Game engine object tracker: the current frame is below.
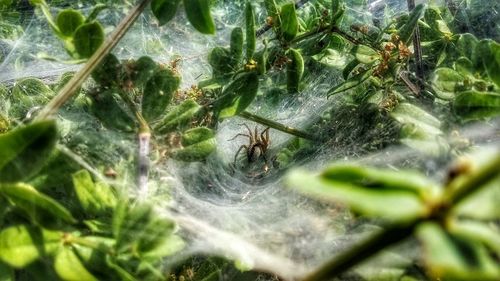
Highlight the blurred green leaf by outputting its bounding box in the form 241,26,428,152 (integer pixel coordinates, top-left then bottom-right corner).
142,68,180,122
331,0,345,25
72,170,116,216
286,169,427,222
54,246,98,281
453,90,500,120
484,41,500,87
450,220,500,257
151,0,181,26
73,22,104,59
0,121,57,183
56,9,84,37
183,0,215,34
417,223,500,281
0,261,14,281
320,163,441,200
172,127,216,162
0,225,61,268
0,182,77,224
452,176,500,220
280,2,298,42
154,99,201,134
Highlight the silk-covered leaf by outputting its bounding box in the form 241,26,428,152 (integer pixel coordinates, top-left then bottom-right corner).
142,68,180,122
154,99,201,134
216,72,259,118
56,9,84,37
171,127,216,162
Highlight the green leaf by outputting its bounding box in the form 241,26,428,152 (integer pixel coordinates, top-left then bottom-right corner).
398,4,426,45
457,33,478,60
72,170,116,216
353,45,379,64
208,47,237,75
331,0,345,25
286,169,427,222
453,90,500,120
56,9,84,37
280,2,298,42
113,203,153,252
129,56,159,88
0,262,13,281
452,176,500,220
54,246,98,281
264,0,281,26
0,121,57,183
0,225,61,268
230,27,243,64
245,1,256,61
450,221,500,257
154,99,201,134
431,68,464,100
0,183,77,224
328,70,371,96
485,41,500,87
286,48,304,93
91,90,135,132
11,77,54,116
142,68,180,122
142,234,185,259
417,223,500,281
183,0,215,34
91,54,122,87
320,163,441,201
151,0,181,26
217,72,259,118
73,22,104,59
137,216,175,254
171,127,216,162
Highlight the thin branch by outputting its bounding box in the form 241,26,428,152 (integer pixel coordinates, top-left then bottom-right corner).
239,111,316,141
35,0,153,121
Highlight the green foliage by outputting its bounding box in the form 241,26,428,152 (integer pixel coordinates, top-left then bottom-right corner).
150,0,181,26
183,0,215,34
142,68,180,122
0,121,57,183
280,2,298,42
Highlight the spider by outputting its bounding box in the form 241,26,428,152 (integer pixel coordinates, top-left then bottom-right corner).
229,124,271,167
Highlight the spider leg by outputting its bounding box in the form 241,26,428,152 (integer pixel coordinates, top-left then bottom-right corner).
233,144,248,167
228,133,251,141
242,123,254,143
260,127,270,148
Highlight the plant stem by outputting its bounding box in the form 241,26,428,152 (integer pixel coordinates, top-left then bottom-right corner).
35,0,153,121
239,111,316,140
302,223,416,281
407,0,425,91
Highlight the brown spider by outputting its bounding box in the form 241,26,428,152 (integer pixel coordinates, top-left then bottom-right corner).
229,124,271,167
